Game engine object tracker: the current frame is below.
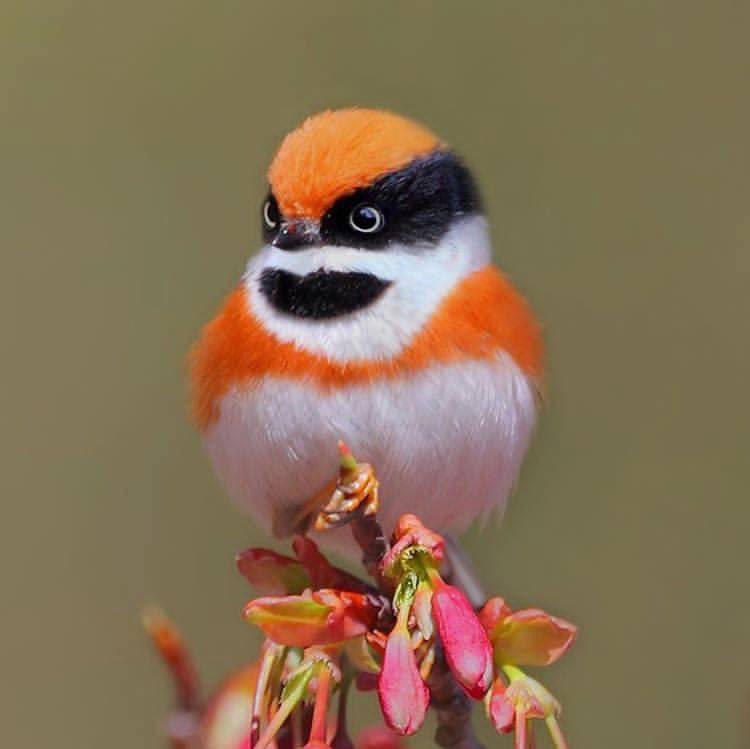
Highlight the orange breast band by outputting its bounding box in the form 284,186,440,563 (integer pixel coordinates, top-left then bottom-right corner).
190,266,542,430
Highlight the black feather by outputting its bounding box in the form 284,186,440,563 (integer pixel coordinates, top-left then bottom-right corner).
259,268,391,319
320,150,480,249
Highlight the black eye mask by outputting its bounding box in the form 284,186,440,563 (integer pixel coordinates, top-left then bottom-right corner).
261,150,480,251
259,268,392,319
322,150,480,249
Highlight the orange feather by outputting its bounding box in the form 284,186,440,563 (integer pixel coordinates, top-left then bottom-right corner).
268,109,442,220
190,267,543,430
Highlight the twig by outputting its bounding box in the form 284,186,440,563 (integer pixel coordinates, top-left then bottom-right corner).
428,645,485,749
350,513,390,591
349,512,485,749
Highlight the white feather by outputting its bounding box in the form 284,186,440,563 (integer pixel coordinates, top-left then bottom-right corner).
204,355,537,558
245,216,492,363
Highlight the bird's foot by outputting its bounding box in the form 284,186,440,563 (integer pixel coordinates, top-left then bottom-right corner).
313,445,379,531
271,444,380,538
271,478,338,538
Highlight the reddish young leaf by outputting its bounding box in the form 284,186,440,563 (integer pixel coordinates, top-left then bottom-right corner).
236,548,311,596
244,590,378,647
292,536,372,593
143,608,200,711
480,598,577,667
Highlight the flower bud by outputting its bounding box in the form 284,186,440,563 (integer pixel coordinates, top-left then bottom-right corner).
486,678,515,734
377,602,429,735
431,580,493,699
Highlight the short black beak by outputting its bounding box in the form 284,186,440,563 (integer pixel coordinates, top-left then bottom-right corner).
272,220,320,251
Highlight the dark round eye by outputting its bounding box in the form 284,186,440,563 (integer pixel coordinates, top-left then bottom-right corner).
349,204,384,234
262,196,279,231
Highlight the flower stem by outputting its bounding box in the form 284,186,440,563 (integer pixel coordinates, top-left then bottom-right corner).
545,715,569,749
250,644,280,748
427,644,485,749
515,709,527,749
309,666,332,743
255,669,314,749
330,671,353,749
351,513,390,589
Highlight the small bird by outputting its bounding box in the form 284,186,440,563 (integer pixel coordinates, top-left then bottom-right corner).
191,108,542,557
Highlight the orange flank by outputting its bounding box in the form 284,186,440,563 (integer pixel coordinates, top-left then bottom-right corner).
190,267,543,430
268,109,441,220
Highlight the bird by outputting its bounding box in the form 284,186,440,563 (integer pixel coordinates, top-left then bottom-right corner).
190,108,542,559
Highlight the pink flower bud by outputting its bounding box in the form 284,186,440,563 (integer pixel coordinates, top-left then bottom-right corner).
382,515,445,579
377,613,429,735
431,580,493,698
486,678,515,734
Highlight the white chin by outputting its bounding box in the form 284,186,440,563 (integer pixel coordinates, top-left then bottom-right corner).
243,215,492,363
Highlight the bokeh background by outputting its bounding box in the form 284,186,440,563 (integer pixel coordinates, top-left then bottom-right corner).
2,2,749,747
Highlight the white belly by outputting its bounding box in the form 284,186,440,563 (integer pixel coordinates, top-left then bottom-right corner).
204,354,537,557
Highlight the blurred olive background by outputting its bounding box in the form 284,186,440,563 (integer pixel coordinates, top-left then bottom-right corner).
2,1,749,747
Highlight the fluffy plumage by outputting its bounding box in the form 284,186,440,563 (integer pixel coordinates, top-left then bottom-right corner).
190,108,543,554
190,218,541,427
268,109,441,219
204,353,536,557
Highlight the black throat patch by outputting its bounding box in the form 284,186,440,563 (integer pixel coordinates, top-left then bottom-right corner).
259,268,392,319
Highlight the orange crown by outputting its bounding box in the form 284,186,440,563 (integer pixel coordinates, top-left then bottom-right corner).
267,108,442,220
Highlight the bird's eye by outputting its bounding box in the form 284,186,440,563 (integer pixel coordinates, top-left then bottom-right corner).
263,197,279,231
349,204,384,234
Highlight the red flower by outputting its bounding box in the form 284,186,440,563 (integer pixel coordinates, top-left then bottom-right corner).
382,515,445,580
430,578,493,699
485,666,568,749
486,678,515,734
377,600,429,735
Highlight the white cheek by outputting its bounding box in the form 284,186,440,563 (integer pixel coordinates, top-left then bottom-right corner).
243,215,492,363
